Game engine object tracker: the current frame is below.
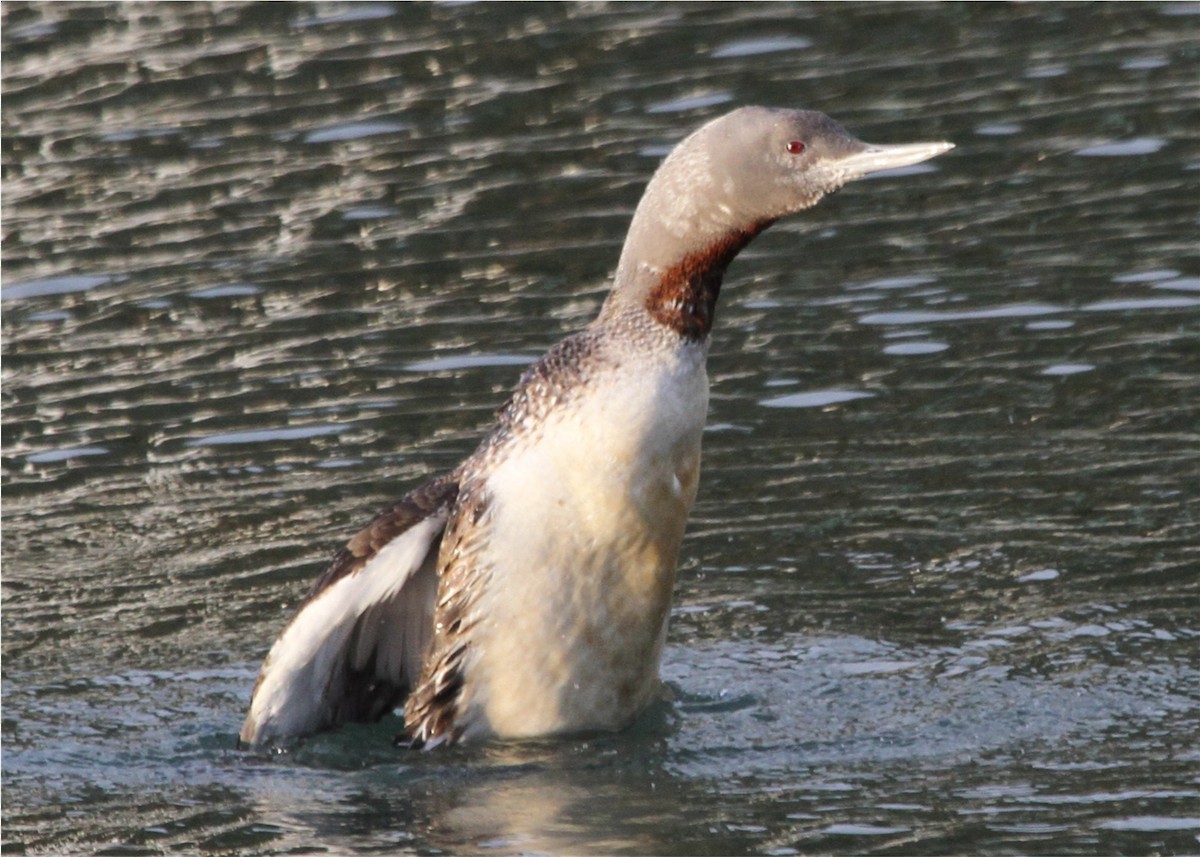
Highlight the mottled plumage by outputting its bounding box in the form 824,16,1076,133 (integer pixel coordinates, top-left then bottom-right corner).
240,107,952,749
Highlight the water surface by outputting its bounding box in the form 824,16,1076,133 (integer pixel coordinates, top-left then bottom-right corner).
4,2,1199,855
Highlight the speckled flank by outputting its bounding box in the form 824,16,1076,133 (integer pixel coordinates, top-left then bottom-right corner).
402,478,491,747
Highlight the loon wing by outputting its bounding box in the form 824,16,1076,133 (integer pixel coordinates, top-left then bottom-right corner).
239,477,459,748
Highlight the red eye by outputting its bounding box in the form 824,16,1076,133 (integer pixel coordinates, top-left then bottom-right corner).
786,140,806,155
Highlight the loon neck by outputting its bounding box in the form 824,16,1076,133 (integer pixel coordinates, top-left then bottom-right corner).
597,123,787,341
599,196,776,342
635,220,775,340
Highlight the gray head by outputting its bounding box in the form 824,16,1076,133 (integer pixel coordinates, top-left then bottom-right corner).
604,106,953,335
690,106,951,221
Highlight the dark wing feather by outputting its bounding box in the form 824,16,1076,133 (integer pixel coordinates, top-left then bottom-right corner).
239,476,459,747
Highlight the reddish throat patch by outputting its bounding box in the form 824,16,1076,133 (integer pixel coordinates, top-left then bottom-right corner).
644,220,774,340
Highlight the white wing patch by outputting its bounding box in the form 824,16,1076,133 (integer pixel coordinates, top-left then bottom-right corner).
239,513,446,747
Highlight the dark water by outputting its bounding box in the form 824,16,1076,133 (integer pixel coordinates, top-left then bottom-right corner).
3,2,1199,854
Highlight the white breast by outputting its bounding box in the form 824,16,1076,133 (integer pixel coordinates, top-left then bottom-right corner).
462,342,709,738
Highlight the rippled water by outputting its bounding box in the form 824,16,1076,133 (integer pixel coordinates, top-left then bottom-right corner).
4,2,1199,854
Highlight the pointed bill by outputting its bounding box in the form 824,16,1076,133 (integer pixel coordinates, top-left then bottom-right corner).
837,141,955,179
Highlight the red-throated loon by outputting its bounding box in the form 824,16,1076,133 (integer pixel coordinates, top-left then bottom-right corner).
239,106,953,749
